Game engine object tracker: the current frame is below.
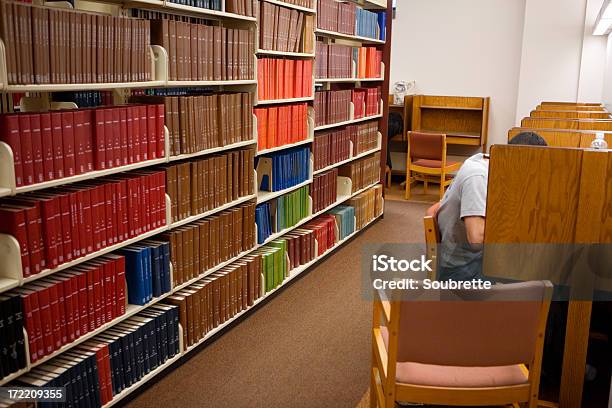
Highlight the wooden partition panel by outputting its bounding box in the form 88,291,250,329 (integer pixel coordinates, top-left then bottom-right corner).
541,101,603,106
508,127,612,148
536,104,607,111
508,127,585,147
521,117,612,131
483,146,582,282
483,146,612,407
530,110,611,119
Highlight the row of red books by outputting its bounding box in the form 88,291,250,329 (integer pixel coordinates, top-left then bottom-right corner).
313,129,352,171
283,228,316,272
314,121,380,172
254,103,309,151
0,171,166,278
316,0,356,35
0,105,165,189
315,43,382,79
314,90,352,127
353,86,382,119
10,255,126,363
302,214,337,256
311,168,338,214
257,58,313,101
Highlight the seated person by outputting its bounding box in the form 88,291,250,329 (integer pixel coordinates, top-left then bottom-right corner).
436,132,547,281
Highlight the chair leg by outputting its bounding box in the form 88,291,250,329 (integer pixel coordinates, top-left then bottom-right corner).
386,166,392,188
439,174,445,200
404,171,411,200
370,372,378,408
423,179,428,195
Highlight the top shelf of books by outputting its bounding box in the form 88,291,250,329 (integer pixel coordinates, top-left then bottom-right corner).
92,0,258,21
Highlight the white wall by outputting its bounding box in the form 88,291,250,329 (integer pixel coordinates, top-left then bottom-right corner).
603,33,612,111
514,0,588,121
578,0,607,102
390,0,526,146
390,0,611,147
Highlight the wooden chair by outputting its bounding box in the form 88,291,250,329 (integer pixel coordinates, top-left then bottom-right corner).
424,202,440,279
371,281,553,408
405,131,460,200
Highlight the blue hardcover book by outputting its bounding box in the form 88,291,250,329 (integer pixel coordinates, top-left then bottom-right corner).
150,244,162,298
143,247,153,303
121,248,147,305
377,12,386,40
161,242,171,293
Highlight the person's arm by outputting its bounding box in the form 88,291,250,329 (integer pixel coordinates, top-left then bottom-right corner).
464,216,485,245
460,175,487,247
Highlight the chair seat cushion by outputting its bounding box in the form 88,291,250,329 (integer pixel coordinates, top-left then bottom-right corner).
380,327,528,388
412,159,459,169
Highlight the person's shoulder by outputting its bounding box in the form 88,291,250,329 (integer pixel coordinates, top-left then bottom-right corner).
459,154,488,178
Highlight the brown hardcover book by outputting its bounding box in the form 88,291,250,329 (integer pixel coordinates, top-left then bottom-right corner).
1,2,17,84
166,295,187,345
212,25,221,81
168,20,177,81
197,24,204,81
221,27,227,81
184,22,192,81
189,23,197,81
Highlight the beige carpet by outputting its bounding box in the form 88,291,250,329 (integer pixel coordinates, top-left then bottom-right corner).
124,200,429,408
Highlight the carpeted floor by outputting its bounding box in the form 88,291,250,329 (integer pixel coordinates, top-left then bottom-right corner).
125,199,429,408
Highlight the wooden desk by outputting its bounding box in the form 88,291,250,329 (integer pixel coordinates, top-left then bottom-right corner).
412,94,490,151
521,117,612,131
508,127,612,148
484,146,611,407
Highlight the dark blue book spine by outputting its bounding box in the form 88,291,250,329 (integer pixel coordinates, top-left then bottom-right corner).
151,245,162,298
123,250,147,305
161,242,171,293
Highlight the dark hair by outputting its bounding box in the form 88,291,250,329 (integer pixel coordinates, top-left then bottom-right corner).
508,131,548,146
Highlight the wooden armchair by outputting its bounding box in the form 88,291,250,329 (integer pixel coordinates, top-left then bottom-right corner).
371,281,553,407
405,131,460,200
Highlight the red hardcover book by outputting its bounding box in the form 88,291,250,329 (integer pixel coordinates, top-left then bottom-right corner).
44,278,68,346
114,255,126,316
66,190,82,259
39,113,55,182
104,183,116,246
88,186,102,252
93,109,106,170
139,105,148,161
103,109,114,169
18,114,35,186
147,104,157,160
126,107,135,163
73,111,87,175
73,271,88,336
85,266,96,331
156,104,165,159
0,205,31,277
131,106,141,163
112,108,121,168
31,283,60,352
32,195,60,268
102,259,114,321
92,264,104,327
0,115,24,187
29,114,44,184
50,112,65,179
82,110,93,172
119,108,128,166
116,179,129,240
58,275,77,343
61,111,76,177
79,188,94,254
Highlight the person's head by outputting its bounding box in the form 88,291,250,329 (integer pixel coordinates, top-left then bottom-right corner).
508,131,548,146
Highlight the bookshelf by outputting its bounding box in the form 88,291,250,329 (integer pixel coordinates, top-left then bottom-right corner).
0,0,392,402
412,94,491,150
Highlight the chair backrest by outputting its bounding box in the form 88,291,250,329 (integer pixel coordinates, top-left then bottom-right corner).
423,203,441,281
409,131,445,161
394,281,553,367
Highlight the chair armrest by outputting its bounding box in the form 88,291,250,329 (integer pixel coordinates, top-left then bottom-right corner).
372,327,389,383
375,289,392,325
